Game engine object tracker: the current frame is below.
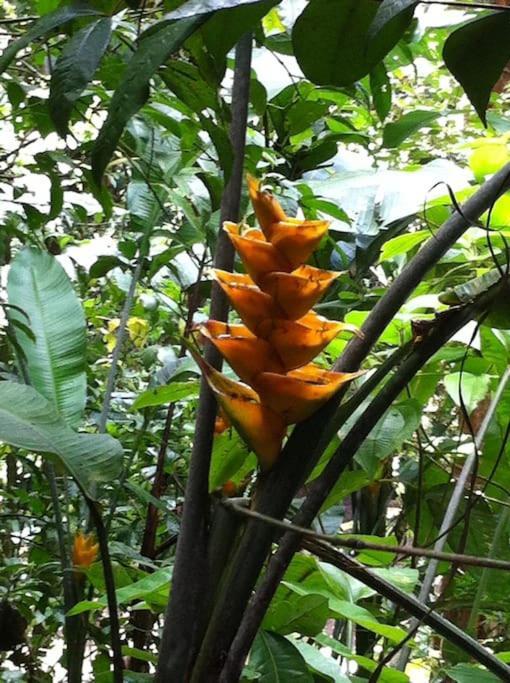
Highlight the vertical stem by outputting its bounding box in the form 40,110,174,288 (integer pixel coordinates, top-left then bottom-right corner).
45,464,82,683
155,33,253,682
86,499,124,683
397,365,510,670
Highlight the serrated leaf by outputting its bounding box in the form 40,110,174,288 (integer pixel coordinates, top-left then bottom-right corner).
0,3,101,75
0,382,122,497
91,16,207,183
49,17,112,136
7,247,87,427
443,11,510,125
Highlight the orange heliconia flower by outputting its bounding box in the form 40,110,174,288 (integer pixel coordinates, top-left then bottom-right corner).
72,532,99,569
197,177,362,469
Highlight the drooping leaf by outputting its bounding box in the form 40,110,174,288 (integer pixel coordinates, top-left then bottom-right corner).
7,247,87,427
368,0,418,41
0,3,101,75
91,16,207,183
250,631,314,682
165,0,277,20
292,0,414,87
291,640,351,683
443,372,491,414
445,663,500,683
382,110,440,148
370,61,392,122
263,592,329,637
49,17,112,136
0,382,122,497
443,11,510,124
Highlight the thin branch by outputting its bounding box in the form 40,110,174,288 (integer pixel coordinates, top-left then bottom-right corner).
85,499,123,683
98,257,144,433
155,33,253,682
223,499,510,572
397,365,510,670
302,539,510,682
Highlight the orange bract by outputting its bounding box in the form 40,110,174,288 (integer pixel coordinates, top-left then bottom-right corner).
72,532,99,569
200,321,284,384
224,223,292,284
201,359,286,471
195,176,362,470
259,265,339,320
247,174,287,239
254,366,365,424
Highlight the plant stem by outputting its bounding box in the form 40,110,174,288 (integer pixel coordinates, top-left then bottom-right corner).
86,498,124,683
46,464,83,683
98,257,143,433
155,32,253,682
222,498,510,571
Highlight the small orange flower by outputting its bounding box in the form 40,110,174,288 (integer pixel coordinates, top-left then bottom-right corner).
72,532,99,569
214,409,231,435
221,480,238,497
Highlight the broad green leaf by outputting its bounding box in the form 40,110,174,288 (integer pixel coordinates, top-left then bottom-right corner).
250,631,314,682
263,592,329,637
91,16,207,183
443,372,491,414
327,599,407,642
0,382,122,497
315,634,410,683
49,17,112,136
382,110,440,148
293,0,413,87
443,11,510,124
290,640,350,683
67,565,172,615
0,3,101,75
7,247,86,427
380,230,429,261
342,400,422,477
132,381,200,410
469,142,510,183
445,663,500,683
209,431,254,491
368,0,418,42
